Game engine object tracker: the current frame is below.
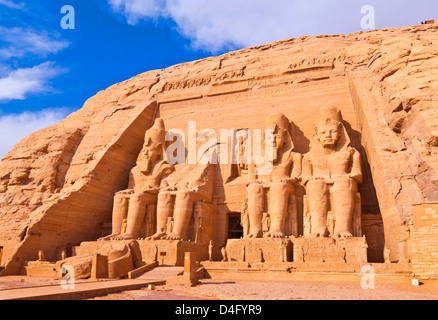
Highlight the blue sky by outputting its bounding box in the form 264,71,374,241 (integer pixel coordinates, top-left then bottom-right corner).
0,0,436,158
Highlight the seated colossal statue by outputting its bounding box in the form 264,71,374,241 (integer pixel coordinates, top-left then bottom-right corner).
302,107,362,238
151,162,215,241
246,113,302,239
100,118,174,241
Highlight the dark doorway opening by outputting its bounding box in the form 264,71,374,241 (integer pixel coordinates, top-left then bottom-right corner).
228,213,243,239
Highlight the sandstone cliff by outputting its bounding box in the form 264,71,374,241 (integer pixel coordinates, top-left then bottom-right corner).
1,24,437,273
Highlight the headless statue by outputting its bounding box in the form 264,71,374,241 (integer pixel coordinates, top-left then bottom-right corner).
150,163,215,241
100,118,174,240
247,113,302,238
302,107,362,238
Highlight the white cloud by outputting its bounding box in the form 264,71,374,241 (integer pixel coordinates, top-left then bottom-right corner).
0,107,72,159
0,62,66,102
0,27,69,59
108,0,438,53
0,0,24,10
108,0,166,24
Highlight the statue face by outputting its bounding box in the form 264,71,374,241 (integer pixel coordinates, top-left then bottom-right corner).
273,126,286,151
142,136,161,164
316,122,341,149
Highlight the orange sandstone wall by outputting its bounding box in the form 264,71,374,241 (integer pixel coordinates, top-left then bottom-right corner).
410,203,438,278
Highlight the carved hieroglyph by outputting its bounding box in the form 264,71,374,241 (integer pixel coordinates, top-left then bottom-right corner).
302,107,363,238
246,113,302,238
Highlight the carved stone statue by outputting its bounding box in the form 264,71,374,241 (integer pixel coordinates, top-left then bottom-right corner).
240,200,249,238
151,163,215,241
38,250,45,261
101,118,174,240
302,107,362,238
221,246,228,262
61,249,67,260
247,113,302,238
208,240,213,262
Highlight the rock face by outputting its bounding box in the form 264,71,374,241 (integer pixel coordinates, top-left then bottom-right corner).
0,24,437,275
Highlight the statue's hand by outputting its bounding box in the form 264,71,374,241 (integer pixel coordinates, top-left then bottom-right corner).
348,173,362,182
116,189,134,195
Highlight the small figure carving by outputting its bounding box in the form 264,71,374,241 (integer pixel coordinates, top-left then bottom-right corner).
166,217,174,235
280,241,287,262
208,240,213,262
61,249,67,260
38,250,45,261
240,200,250,238
221,246,228,262
262,212,271,234
121,219,128,234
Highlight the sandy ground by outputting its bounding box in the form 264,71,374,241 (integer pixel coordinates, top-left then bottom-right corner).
1,275,437,300
90,278,438,300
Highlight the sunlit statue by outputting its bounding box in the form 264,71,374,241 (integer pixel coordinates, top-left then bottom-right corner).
100,118,174,240
247,113,302,238
302,107,362,238
150,163,215,241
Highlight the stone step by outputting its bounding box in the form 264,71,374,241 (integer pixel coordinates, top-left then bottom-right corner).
138,266,184,280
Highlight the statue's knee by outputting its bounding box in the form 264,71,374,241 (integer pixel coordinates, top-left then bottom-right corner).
176,190,192,202
114,193,128,205
248,184,263,194
130,193,143,202
306,179,327,193
334,177,356,191
158,191,172,201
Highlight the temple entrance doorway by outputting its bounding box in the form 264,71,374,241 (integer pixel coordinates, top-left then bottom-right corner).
228,212,243,239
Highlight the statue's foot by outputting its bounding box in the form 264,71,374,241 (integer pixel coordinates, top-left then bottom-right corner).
166,233,182,240
247,232,262,238
311,229,328,238
112,233,136,240
150,232,166,240
265,231,285,238
98,234,119,241
335,230,353,238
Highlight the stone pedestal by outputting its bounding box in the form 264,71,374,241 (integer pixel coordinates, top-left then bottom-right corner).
22,261,59,278
226,238,293,264
73,239,208,267
293,237,367,263
138,240,208,266
225,237,367,264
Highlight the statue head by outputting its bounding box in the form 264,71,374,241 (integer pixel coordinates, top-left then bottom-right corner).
266,113,294,161
141,118,166,168
314,107,345,150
